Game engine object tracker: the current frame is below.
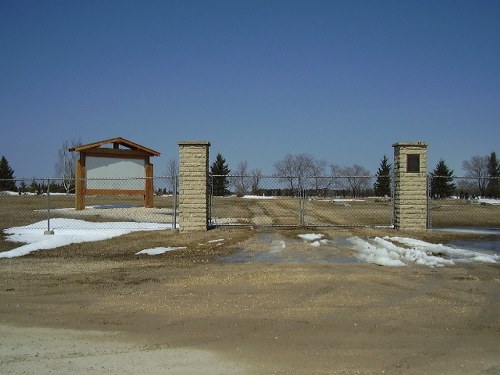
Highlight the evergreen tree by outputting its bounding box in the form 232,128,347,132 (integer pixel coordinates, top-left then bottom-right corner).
487,152,500,198
431,160,456,198
210,153,230,196
0,156,17,191
373,155,392,197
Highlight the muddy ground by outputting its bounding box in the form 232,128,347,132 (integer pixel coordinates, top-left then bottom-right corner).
0,227,499,374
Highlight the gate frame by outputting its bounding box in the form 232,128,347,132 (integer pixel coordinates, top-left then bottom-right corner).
208,175,395,229
179,141,429,231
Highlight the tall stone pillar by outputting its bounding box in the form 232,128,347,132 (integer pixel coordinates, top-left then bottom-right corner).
178,141,210,231
393,142,429,230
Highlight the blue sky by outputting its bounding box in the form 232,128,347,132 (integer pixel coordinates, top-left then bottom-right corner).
1,0,499,178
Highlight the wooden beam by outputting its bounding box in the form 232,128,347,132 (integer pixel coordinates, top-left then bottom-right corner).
75,156,86,210
85,189,146,196
82,149,151,159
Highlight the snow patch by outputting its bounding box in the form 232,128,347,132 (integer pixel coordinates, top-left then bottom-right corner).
1,219,171,258
207,239,225,243
136,247,186,255
350,236,498,267
298,233,324,241
242,195,276,200
474,198,500,205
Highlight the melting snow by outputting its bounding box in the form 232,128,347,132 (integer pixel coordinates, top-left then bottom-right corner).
1,219,170,258
136,247,186,255
2,220,498,267
350,236,498,267
298,233,324,241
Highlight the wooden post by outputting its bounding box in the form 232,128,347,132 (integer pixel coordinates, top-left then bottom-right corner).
75,154,86,210
145,161,154,208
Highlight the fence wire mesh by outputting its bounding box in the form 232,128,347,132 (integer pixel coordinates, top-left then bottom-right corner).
428,175,500,228
0,177,178,232
209,175,394,227
1,175,499,234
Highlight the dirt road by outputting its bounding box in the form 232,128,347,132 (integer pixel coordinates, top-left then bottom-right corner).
0,228,499,374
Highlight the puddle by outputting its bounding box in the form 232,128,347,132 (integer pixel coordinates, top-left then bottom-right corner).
220,232,360,264
446,239,500,253
220,231,499,265
436,227,500,254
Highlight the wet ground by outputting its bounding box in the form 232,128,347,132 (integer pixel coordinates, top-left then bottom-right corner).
436,227,500,253
1,227,499,374
220,231,360,264
221,229,500,264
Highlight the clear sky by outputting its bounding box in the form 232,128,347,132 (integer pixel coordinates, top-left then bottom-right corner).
1,0,499,178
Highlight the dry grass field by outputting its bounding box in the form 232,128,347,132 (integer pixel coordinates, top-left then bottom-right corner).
210,196,394,226
1,194,499,233
429,199,500,228
211,196,500,228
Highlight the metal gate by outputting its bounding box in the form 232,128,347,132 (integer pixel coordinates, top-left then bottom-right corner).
209,175,394,228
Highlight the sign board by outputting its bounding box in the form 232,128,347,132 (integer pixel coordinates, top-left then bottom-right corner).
86,156,145,190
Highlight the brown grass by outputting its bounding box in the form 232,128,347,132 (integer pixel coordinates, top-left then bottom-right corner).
1,194,499,254
430,199,500,227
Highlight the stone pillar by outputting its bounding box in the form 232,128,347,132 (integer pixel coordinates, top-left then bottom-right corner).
178,141,210,231
393,142,429,230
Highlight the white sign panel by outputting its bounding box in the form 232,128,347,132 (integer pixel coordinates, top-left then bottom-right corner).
86,157,145,190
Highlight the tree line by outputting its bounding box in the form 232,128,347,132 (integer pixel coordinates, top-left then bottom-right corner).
208,151,499,199
0,155,71,195
1,144,499,199
209,152,392,198
430,152,500,199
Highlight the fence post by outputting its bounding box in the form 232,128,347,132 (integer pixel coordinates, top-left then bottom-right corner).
392,142,429,230
45,178,54,235
75,156,85,210
173,175,178,229
208,175,213,226
427,174,432,228
299,187,306,226
145,162,154,208
178,141,211,231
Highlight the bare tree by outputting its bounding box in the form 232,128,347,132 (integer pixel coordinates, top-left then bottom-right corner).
456,178,476,197
166,159,178,194
251,168,262,195
55,138,81,194
274,153,316,192
462,155,489,196
309,159,329,196
330,164,346,196
233,161,250,197
274,154,296,190
338,164,371,198
294,153,316,177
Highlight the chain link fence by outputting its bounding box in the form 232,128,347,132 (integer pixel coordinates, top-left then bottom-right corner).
209,175,393,227
2,175,499,233
0,177,178,232
428,175,500,229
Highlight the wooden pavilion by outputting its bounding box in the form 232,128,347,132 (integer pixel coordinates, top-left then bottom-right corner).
69,137,161,210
